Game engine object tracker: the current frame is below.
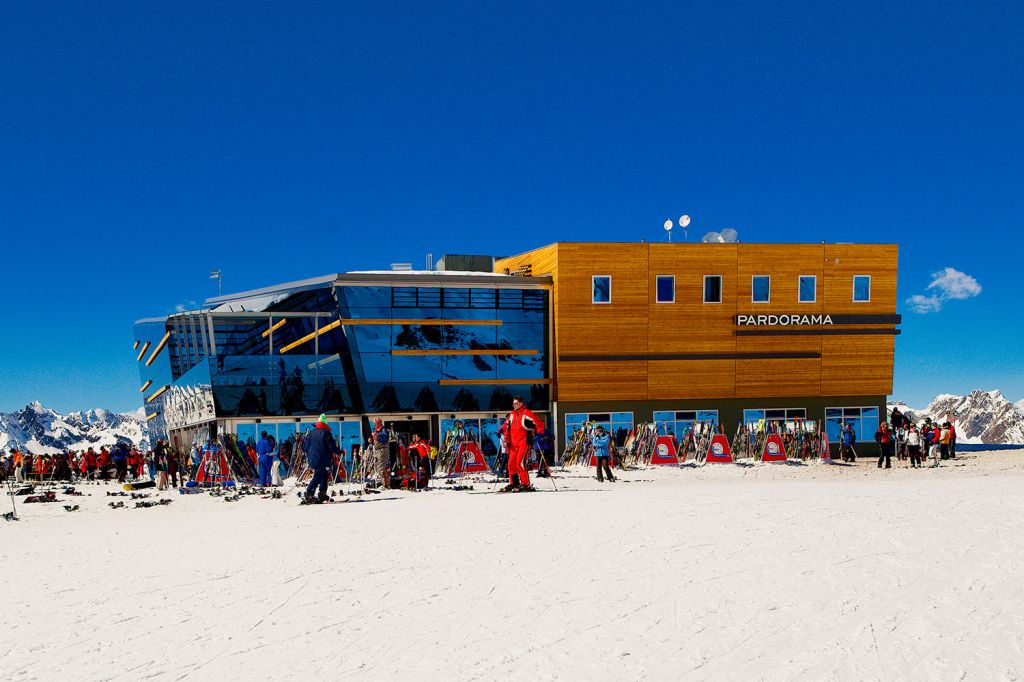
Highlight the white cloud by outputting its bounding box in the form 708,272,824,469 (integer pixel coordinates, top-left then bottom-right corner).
173,299,198,313
906,267,981,313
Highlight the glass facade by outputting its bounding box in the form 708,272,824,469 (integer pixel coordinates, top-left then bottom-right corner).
565,412,633,447
825,406,879,443
135,279,550,439
742,408,807,427
653,410,719,440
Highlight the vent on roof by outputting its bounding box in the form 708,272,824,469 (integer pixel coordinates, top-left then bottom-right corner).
390,263,413,271
436,254,494,272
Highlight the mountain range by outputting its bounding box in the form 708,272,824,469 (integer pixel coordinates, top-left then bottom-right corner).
889,390,1024,445
0,401,149,455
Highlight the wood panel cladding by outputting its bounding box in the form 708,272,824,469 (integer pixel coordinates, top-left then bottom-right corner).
496,241,898,401
556,359,648,401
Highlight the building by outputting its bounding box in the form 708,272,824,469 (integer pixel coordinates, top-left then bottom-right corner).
495,242,899,449
133,268,552,458
134,242,898,456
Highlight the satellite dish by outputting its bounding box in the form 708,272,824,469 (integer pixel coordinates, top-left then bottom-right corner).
679,215,691,228
663,220,673,231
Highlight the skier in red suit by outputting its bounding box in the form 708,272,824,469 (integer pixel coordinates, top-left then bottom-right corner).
499,395,545,492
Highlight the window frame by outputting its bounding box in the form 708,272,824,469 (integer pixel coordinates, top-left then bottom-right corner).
702,275,723,304
565,411,634,448
798,275,817,304
751,275,771,304
852,275,871,303
825,405,880,443
592,275,612,305
655,275,675,304
742,407,807,425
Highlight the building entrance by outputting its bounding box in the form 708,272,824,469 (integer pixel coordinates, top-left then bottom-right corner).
375,415,432,445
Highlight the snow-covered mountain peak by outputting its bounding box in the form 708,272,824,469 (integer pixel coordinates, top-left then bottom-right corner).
0,402,149,454
890,389,1024,445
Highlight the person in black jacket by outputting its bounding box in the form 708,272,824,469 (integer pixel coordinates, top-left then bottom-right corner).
302,414,341,504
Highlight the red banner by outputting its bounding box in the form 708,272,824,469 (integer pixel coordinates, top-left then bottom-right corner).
761,433,787,462
455,441,490,473
650,435,680,465
705,433,733,463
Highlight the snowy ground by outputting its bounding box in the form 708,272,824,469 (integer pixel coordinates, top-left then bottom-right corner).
3,451,1024,681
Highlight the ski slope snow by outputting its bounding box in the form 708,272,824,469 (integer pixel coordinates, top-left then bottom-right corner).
2,451,1023,681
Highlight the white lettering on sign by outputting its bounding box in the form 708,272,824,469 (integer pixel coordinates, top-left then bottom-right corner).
737,314,834,326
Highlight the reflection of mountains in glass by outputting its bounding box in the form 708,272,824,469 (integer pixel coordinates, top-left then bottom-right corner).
394,325,536,375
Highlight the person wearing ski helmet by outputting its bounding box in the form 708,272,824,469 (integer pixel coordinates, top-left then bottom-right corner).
499,395,545,492
302,414,341,503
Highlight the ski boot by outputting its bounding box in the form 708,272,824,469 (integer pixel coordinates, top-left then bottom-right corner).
63,505,80,512
316,492,331,504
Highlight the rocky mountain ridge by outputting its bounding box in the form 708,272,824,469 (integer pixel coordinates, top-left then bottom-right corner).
0,401,149,455
889,389,1024,445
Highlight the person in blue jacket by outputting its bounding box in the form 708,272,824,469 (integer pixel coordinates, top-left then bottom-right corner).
255,431,275,486
112,441,129,483
841,424,858,462
592,426,616,482
302,414,341,503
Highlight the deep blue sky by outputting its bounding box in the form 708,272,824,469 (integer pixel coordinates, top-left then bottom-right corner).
1,1,1021,413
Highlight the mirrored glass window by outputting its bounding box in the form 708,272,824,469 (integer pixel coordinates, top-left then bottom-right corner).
752,276,771,303
799,276,816,303
853,275,871,302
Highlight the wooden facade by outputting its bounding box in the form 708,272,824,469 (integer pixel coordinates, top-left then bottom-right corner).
496,242,898,404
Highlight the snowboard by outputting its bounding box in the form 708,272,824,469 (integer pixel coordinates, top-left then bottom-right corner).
123,480,157,491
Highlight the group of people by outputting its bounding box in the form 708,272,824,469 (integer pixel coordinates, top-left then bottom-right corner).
0,441,187,485
838,406,957,469
299,396,547,503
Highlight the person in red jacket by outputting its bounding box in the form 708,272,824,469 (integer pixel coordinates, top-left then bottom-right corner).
83,448,98,479
499,395,545,492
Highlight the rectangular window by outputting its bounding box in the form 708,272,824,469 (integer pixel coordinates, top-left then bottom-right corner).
853,275,871,302
653,409,719,440
592,275,611,304
798,275,816,303
826,406,880,443
565,411,634,447
703,275,722,303
656,275,675,303
743,407,806,425
752,275,770,303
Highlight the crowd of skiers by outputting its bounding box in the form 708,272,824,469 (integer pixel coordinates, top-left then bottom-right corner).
838,406,957,469
0,441,186,486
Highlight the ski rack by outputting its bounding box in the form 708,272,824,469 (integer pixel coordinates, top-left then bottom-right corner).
631,423,660,467
729,419,827,462
435,425,492,478
679,421,717,463
561,421,597,467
